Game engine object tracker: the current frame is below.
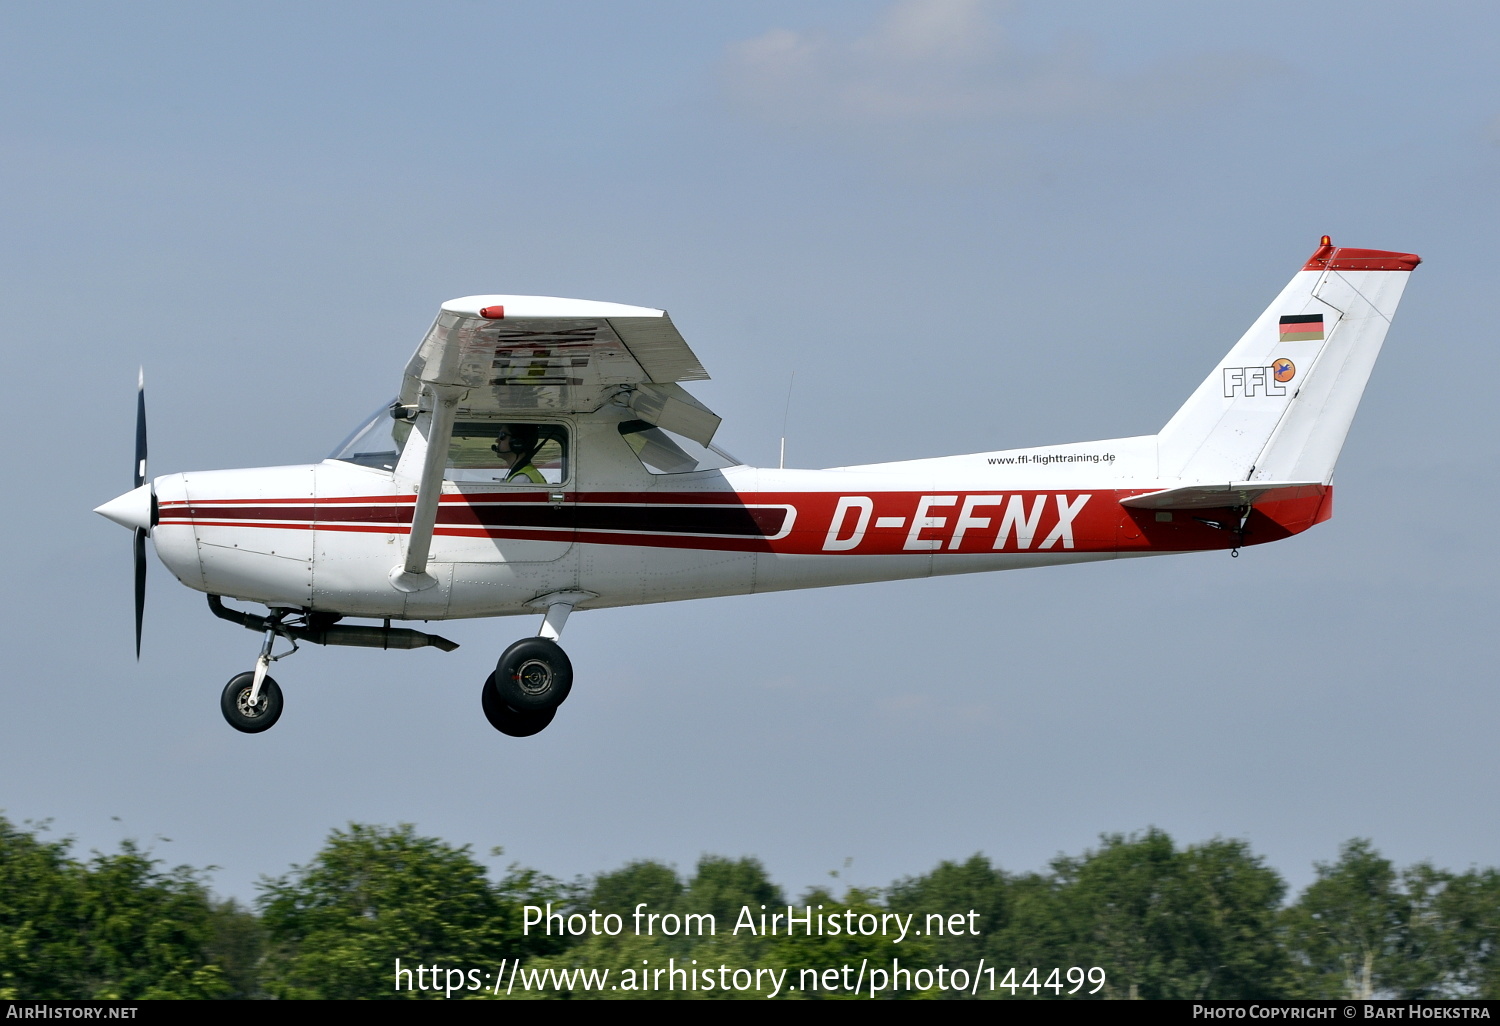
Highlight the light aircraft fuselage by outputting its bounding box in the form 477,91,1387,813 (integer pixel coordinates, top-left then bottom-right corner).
148,435,1327,621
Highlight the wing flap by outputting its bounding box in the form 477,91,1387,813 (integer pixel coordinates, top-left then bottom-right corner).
626,382,721,446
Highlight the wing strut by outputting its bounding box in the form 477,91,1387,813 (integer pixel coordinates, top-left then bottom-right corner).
391,385,461,593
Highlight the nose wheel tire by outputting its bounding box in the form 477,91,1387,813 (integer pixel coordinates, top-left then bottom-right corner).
221,672,284,733
492,637,572,713
482,673,556,737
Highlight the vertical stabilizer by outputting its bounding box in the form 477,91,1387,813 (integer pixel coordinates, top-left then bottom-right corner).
1156,239,1419,485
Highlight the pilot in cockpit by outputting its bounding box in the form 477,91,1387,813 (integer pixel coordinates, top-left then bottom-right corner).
491,424,546,484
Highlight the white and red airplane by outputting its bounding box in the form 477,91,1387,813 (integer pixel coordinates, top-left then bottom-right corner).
95,238,1419,736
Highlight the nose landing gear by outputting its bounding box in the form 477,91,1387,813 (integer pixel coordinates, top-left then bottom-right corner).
221,618,298,734
207,596,459,733
222,671,284,733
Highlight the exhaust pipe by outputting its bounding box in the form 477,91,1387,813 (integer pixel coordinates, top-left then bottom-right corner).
208,595,459,652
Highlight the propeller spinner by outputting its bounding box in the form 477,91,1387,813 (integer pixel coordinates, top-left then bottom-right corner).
93,370,155,658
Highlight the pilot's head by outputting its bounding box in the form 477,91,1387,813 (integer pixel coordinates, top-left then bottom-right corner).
491,423,538,461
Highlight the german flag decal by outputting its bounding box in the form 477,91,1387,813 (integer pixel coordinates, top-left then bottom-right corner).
1279,314,1324,342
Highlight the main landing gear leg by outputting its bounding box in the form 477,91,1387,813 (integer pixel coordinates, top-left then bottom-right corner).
481,592,590,738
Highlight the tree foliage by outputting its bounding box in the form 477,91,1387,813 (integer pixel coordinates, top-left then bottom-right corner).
4,812,1499,1000
256,823,564,999
513,854,794,1000
890,832,1286,1000
1048,831,1286,999
0,815,230,999
1281,840,1500,998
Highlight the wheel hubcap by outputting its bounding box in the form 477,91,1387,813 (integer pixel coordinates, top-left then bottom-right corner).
513,659,553,696
236,688,266,718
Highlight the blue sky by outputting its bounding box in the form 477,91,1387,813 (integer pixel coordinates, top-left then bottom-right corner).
3,1,1498,903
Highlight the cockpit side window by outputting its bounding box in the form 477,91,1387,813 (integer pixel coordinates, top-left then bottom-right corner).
446,422,569,485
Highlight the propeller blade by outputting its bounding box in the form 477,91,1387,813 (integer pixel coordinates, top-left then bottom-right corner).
134,526,146,659
133,369,149,658
134,368,147,489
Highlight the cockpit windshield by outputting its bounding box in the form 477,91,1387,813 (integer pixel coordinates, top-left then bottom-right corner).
330,401,411,471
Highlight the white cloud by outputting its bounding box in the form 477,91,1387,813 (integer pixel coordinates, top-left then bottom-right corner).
723,0,1272,130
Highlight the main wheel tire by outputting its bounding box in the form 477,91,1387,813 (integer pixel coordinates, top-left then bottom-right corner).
482,673,556,737
221,672,283,733
492,637,573,712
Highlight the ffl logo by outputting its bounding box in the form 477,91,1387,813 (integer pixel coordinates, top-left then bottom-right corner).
1222,364,1293,398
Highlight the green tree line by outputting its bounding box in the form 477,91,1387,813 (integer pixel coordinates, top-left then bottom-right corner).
2,815,1496,999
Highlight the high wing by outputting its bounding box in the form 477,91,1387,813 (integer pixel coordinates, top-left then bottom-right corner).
396,294,719,443
392,295,719,592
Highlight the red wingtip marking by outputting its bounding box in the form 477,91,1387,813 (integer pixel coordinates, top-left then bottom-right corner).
479,305,506,319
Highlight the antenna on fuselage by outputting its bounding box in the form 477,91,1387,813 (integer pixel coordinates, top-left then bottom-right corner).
779,370,796,470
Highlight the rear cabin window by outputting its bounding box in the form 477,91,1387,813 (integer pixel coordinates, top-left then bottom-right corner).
618,420,739,475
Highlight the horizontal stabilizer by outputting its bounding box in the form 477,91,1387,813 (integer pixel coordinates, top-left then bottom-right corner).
1120,481,1323,511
